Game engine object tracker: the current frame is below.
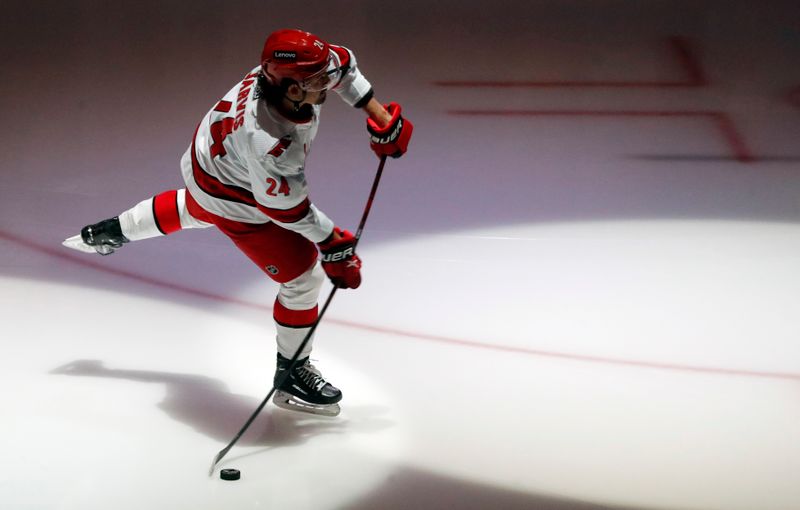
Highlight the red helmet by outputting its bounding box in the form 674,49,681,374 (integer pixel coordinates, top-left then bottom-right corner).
261,29,338,91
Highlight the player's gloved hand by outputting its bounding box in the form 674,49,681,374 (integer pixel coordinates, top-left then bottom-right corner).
367,102,413,159
318,227,362,289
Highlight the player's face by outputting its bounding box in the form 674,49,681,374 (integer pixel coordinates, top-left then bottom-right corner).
303,71,333,92
300,53,342,93
285,84,325,106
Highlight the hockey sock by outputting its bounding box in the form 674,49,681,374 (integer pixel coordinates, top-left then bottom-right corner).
118,189,210,241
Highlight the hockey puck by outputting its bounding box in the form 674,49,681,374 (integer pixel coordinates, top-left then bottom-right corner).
220,468,241,481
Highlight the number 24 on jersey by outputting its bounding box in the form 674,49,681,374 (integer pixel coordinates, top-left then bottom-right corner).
266,176,291,197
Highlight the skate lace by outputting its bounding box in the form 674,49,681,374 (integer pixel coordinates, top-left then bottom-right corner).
297,361,327,391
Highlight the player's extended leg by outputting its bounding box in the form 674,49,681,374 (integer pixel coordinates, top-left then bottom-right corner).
271,262,342,417
63,189,211,255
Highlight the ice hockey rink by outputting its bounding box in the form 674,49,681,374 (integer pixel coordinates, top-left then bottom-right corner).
2,1,800,509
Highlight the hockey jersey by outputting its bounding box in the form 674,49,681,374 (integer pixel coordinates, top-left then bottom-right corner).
181,45,372,243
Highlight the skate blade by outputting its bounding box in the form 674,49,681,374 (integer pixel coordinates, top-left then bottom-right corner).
272,390,341,417
62,235,98,254
63,235,115,255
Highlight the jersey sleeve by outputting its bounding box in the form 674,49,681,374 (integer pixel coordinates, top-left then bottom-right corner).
246,138,334,243
330,45,374,108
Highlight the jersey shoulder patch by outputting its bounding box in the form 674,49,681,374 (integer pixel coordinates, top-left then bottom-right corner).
330,45,352,69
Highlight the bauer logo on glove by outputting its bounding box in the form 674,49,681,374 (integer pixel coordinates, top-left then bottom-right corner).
321,246,354,263
370,118,403,144
366,102,413,159
318,227,362,289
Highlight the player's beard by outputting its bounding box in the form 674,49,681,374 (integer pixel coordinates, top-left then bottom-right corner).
314,90,327,105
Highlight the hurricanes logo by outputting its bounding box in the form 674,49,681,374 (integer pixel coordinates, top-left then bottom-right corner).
266,265,280,275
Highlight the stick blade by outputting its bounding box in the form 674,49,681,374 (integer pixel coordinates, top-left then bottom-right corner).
209,449,225,477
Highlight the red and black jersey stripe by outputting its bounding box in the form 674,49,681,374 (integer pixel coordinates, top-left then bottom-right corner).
256,199,310,224
190,126,258,207
190,126,312,224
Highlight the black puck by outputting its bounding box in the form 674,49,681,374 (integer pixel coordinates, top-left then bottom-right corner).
220,468,241,481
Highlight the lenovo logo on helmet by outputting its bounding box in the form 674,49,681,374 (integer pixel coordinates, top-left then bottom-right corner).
273,51,296,60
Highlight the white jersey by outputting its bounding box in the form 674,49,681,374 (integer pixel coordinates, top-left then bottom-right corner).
181,45,372,243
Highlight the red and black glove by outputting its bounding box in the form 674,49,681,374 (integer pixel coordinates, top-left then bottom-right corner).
318,227,362,289
366,102,413,159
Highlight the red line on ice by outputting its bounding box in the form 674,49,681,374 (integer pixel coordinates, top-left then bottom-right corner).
669,36,708,86
1,229,796,381
447,109,755,163
434,37,707,88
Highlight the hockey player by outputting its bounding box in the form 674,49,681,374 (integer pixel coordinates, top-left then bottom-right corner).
63,29,413,417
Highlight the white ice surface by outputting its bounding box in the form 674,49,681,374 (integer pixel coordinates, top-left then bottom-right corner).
3,219,800,510
2,1,800,508
1,276,404,510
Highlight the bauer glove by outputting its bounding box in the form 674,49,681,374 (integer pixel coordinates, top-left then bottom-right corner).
366,102,413,159
318,227,362,289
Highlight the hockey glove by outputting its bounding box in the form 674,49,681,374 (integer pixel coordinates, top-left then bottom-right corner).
318,227,362,289
367,102,413,159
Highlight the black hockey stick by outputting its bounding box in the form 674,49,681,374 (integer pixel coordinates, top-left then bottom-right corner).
208,155,388,476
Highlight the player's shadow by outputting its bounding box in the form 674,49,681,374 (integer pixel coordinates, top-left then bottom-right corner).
50,359,393,449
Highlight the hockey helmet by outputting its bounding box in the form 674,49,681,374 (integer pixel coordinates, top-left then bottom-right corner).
261,29,343,92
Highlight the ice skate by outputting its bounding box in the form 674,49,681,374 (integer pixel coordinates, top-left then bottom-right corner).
63,217,129,255
272,353,342,417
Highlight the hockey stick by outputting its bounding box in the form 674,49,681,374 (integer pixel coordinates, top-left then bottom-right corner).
208,155,388,476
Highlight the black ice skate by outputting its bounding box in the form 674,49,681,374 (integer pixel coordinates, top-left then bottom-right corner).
272,353,342,417
63,217,129,255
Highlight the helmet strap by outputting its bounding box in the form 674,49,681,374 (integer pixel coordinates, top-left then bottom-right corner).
270,80,314,123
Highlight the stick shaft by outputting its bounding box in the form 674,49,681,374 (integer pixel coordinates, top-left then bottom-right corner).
354,155,387,243
209,155,387,475
209,287,338,475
